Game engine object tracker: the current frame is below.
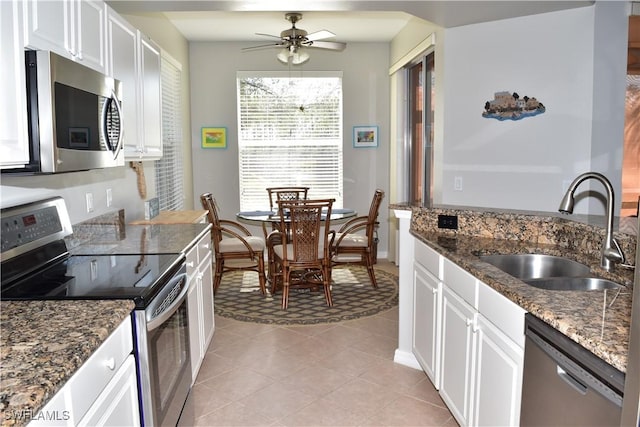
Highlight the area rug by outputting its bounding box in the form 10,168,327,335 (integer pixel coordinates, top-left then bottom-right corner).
214,266,398,325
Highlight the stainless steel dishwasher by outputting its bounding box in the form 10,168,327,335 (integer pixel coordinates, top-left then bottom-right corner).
520,314,625,426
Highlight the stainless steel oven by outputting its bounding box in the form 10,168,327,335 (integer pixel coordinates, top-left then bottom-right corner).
1,197,192,426
133,261,191,427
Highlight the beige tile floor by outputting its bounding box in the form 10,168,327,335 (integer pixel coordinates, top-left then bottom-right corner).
179,260,457,427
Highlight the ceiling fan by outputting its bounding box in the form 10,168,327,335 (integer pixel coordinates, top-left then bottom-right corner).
242,12,347,65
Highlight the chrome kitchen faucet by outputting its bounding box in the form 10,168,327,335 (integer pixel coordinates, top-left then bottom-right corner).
558,172,625,271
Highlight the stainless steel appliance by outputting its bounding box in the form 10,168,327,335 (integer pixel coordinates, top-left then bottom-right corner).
1,197,191,426
621,213,640,426
3,51,124,174
520,314,625,426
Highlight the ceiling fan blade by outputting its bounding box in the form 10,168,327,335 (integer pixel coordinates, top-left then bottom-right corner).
308,41,347,51
306,30,336,41
242,43,285,51
255,33,282,39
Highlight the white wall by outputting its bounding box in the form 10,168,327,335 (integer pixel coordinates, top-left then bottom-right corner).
439,5,628,215
189,41,391,254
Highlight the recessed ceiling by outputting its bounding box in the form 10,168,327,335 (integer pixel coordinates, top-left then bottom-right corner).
108,1,594,43
163,11,412,43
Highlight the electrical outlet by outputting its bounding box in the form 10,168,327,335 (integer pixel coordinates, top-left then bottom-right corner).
85,192,94,213
106,188,112,207
438,214,458,230
454,176,463,191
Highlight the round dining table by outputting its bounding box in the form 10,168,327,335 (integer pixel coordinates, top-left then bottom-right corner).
236,208,357,226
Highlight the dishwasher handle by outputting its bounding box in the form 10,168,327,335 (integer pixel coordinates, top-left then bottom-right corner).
557,365,588,395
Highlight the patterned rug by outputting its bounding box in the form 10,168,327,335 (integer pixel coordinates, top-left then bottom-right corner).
214,266,398,325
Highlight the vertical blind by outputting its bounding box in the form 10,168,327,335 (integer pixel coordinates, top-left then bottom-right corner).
237,72,343,211
155,53,184,211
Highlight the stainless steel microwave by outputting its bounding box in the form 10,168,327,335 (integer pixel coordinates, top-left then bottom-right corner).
7,51,125,174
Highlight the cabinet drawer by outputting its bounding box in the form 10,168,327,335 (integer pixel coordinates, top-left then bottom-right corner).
414,239,441,278
477,281,526,348
442,257,478,308
186,244,198,277
197,232,212,263
66,318,133,421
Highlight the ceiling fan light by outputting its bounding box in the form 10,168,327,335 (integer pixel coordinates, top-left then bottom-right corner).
291,49,310,65
276,48,290,63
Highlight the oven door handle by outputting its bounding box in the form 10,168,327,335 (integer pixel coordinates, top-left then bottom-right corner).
146,272,189,332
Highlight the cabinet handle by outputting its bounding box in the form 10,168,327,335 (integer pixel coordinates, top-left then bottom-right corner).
105,357,116,371
187,261,195,268
432,288,438,295
465,318,473,327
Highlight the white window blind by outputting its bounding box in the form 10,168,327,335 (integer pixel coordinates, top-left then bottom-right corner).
237,72,343,211
155,53,184,211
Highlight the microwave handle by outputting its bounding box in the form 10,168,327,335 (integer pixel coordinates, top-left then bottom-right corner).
103,90,124,160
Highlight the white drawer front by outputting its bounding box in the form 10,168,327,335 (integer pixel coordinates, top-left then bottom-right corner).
197,233,212,264
442,257,478,308
414,239,441,278
186,244,198,277
477,281,526,348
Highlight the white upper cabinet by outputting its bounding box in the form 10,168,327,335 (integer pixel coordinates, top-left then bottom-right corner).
137,34,162,160
106,6,162,160
0,0,30,169
24,0,106,73
106,8,137,158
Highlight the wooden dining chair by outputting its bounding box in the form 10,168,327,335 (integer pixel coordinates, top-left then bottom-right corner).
263,186,310,238
200,193,267,295
266,186,310,211
268,198,335,309
332,189,385,288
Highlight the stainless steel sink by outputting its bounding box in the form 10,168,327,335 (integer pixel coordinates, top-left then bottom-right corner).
523,277,623,291
479,253,624,291
479,254,590,280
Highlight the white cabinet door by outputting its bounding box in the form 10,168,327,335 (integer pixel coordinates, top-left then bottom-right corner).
137,34,162,159
24,0,105,73
412,262,441,388
186,234,215,384
24,0,70,53
75,0,106,72
472,315,524,427
0,0,30,169
106,8,138,157
200,251,215,354
439,285,476,426
77,355,140,427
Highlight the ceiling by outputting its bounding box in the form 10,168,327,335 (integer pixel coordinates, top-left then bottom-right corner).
108,1,594,43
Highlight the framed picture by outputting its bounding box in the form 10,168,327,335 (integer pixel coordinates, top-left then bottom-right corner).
353,126,378,148
201,127,227,149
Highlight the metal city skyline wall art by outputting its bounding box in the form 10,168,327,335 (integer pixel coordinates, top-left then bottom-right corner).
482,91,546,121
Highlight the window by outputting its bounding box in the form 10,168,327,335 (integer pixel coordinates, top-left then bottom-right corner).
237,72,343,211
155,53,184,211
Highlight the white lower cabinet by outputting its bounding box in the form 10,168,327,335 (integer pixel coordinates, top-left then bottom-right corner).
29,318,139,426
412,239,525,427
439,285,476,426
472,314,523,427
77,355,139,427
412,261,442,388
187,232,215,384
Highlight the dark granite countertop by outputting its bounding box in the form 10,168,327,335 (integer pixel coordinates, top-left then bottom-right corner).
0,300,135,427
68,222,211,255
1,220,212,427
390,204,637,374
411,231,633,373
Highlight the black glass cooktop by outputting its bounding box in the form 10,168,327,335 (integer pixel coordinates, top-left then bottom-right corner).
1,252,184,308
